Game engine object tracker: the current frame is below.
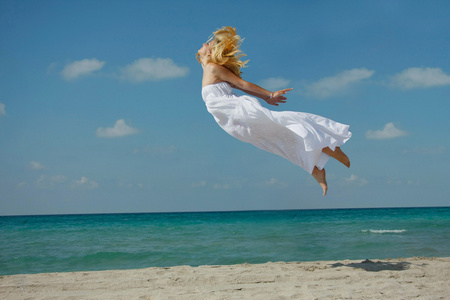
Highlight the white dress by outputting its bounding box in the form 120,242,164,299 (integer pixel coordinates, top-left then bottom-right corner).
201,82,352,174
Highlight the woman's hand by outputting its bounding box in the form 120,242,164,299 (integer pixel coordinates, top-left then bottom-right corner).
266,88,293,106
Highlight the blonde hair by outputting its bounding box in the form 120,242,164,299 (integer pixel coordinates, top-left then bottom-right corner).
198,26,249,78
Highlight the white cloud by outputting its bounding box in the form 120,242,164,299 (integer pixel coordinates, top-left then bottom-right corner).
365,122,408,140
0,103,5,116
72,176,99,190
61,58,105,80
30,161,46,170
96,119,138,138
343,174,368,187
121,58,189,83
390,67,450,89
306,68,374,98
259,77,291,91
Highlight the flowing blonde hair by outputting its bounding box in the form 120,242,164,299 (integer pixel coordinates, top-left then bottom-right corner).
197,26,249,78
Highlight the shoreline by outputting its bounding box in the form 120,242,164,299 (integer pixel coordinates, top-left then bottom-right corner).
1,256,449,299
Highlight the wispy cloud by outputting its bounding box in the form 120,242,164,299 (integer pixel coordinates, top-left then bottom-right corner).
259,77,291,91
306,68,374,99
213,178,249,189
29,161,46,170
61,58,105,80
0,103,5,116
403,146,446,155
72,176,99,190
117,180,144,189
191,180,207,188
191,178,288,189
365,122,408,140
133,145,177,155
390,67,450,89
16,182,27,189
264,177,288,188
386,178,415,186
213,183,234,190
47,62,59,74
120,58,189,83
36,174,67,189
343,174,368,187
34,174,99,190
191,178,247,189
96,119,138,138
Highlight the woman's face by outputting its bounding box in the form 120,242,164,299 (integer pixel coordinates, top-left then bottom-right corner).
197,40,215,57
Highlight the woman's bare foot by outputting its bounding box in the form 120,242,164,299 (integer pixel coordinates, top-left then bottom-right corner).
312,167,328,196
322,147,350,168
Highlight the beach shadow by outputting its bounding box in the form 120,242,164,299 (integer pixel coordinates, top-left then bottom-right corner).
330,259,411,272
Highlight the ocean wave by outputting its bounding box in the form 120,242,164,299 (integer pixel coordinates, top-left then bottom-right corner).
361,229,407,234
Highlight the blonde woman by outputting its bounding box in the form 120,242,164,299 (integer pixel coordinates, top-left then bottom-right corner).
198,26,351,196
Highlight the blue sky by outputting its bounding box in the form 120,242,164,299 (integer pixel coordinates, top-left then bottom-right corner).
1,0,449,215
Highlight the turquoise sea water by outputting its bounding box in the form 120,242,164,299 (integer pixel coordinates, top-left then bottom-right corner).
1,207,449,275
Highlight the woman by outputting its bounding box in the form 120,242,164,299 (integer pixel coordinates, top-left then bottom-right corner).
197,26,351,196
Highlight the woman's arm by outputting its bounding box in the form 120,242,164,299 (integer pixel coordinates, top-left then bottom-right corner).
211,63,293,106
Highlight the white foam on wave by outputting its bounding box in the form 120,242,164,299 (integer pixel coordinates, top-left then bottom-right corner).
361,229,407,234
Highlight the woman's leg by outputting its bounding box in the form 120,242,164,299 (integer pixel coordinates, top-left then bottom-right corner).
312,167,327,196
322,147,350,168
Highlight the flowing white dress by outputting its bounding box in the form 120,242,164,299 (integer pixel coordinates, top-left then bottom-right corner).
202,82,352,174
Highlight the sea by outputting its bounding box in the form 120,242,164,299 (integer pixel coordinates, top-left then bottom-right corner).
1,207,449,276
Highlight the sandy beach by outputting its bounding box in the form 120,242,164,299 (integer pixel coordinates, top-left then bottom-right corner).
1,256,448,299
